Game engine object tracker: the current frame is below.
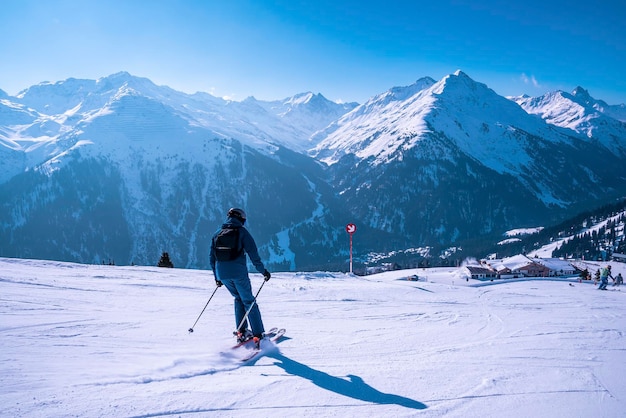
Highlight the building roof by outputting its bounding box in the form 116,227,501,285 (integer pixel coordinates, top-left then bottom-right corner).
497,254,536,271
533,258,575,272
466,266,495,275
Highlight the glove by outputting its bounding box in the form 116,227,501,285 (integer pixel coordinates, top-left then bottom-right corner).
263,269,271,281
215,280,223,287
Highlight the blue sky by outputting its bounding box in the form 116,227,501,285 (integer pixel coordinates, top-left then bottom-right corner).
1,0,625,104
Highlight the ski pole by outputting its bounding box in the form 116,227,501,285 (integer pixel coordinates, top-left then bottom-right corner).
188,285,220,333
236,279,267,332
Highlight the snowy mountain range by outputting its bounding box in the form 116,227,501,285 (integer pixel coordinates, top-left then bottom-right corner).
1,71,625,269
314,71,626,253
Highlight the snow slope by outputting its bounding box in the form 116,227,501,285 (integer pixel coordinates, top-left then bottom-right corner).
2,257,625,417
528,209,626,259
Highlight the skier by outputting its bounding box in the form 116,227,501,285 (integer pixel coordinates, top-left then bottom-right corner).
210,208,271,346
597,265,613,290
613,273,623,287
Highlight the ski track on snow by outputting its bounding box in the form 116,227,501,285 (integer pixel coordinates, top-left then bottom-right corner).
1,258,625,417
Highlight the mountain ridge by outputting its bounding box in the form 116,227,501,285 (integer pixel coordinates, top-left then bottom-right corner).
1,71,625,270
512,88,626,157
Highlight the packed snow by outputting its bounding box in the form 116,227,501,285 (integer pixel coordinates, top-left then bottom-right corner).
2,257,625,417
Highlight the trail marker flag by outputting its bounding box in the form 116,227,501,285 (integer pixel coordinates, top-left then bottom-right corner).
346,223,356,273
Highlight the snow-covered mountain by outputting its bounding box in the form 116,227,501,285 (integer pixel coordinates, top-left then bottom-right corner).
512,87,626,156
313,71,626,248
0,72,355,269
0,71,625,269
251,92,358,151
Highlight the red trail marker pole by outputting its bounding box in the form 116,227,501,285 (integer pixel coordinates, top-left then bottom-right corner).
346,223,356,274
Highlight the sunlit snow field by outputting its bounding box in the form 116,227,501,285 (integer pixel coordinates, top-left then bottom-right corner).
1,257,624,417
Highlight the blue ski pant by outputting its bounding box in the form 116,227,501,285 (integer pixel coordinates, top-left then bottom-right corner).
598,277,608,289
221,277,265,336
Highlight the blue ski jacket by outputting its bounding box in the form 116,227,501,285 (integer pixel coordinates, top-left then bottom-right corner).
210,217,266,280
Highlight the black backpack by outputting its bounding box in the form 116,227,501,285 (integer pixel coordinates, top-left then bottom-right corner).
214,226,243,261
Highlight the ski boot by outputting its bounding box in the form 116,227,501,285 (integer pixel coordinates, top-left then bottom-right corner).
234,329,253,343
252,335,263,349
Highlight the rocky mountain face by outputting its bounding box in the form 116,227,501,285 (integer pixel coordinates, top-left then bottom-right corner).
1,71,624,270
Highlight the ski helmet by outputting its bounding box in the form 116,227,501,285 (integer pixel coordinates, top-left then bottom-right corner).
227,207,247,223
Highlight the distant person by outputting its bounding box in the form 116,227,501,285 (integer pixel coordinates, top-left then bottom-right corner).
210,208,271,347
579,268,590,282
597,265,614,290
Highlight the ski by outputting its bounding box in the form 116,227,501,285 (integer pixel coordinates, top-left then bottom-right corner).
240,328,286,363
231,327,278,350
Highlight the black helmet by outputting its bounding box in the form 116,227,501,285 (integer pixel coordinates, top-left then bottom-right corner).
227,207,247,223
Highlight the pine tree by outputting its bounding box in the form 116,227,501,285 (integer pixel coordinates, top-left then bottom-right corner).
157,252,174,268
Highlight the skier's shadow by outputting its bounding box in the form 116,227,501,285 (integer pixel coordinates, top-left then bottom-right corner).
267,353,427,410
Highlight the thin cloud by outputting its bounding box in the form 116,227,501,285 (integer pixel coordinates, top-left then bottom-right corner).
521,73,540,88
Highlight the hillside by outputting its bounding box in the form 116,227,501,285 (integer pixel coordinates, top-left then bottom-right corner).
1,257,625,417
492,199,626,261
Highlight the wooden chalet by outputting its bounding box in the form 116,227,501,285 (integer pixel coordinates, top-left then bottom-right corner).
465,266,498,280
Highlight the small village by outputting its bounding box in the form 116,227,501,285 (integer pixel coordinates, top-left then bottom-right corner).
464,253,625,281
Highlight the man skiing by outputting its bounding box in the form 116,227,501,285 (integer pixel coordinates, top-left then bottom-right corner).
210,208,271,347
597,265,613,290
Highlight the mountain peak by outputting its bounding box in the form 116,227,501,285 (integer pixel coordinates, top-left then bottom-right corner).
513,86,626,154
285,92,317,106
440,70,476,87
433,70,499,103
572,86,591,98
108,70,132,78
571,86,595,106
371,77,435,105
95,72,157,93
97,71,138,85
438,70,482,92
415,76,436,84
